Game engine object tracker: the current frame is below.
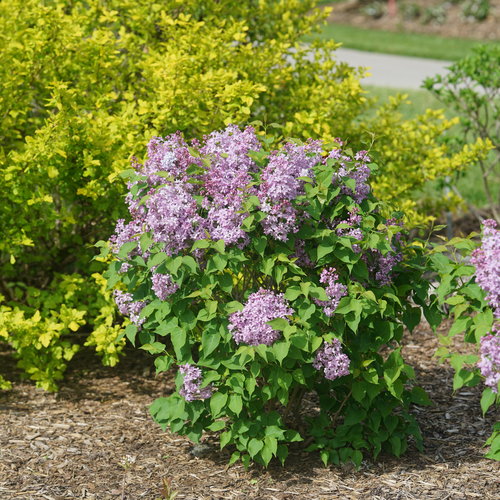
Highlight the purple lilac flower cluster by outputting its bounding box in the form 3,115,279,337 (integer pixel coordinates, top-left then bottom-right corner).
113,290,147,327
314,267,348,317
258,141,322,241
142,132,201,184
367,250,403,286
331,149,371,203
313,339,350,381
471,219,500,317
228,289,293,346
201,125,261,246
478,324,500,393
145,182,204,256
178,364,213,402
151,273,179,301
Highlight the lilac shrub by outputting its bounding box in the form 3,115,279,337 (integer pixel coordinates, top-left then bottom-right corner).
471,219,500,317
429,218,500,460
104,125,438,468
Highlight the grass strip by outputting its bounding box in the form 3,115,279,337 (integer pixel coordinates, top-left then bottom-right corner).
307,23,498,61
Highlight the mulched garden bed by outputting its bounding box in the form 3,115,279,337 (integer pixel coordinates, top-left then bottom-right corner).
325,0,500,40
1,323,499,500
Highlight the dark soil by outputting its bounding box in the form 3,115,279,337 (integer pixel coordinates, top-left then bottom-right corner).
325,0,500,40
1,322,499,499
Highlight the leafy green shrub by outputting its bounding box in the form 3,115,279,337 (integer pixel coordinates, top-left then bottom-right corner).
427,222,499,460
0,0,489,389
424,44,499,222
462,0,490,21
0,272,125,391
422,4,448,24
104,126,447,467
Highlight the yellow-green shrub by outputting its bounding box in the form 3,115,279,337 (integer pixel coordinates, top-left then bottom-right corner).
0,0,489,389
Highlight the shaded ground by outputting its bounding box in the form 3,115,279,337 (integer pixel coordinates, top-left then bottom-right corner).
0,324,499,500
327,0,500,40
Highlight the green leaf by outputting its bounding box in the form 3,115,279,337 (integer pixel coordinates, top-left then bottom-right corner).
273,341,290,364
210,392,228,417
219,430,232,449
154,355,173,374
225,301,243,314
402,306,421,333
166,256,183,275
191,239,210,250
245,377,256,396
248,438,264,458
276,444,288,465
352,381,366,402
124,324,138,346
316,241,334,260
253,236,267,255
212,239,226,253
410,386,432,406
140,342,166,354
148,252,167,269
217,273,233,293
171,328,187,360
285,286,302,301
201,330,220,357
118,241,137,259
449,316,472,337
267,318,289,331
228,394,243,416
182,255,198,273
480,387,496,415
207,420,226,432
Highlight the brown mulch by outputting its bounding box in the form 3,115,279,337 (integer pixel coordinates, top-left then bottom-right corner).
1,323,499,500
325,0,500,41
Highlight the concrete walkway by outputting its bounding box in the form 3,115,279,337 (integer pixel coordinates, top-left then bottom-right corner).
335,48,452,89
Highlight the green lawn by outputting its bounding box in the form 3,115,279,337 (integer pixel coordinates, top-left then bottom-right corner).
307,23,498,61
363,86,443,120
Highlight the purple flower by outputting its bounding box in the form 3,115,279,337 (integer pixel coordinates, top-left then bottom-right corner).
260,201,298,241
145,182,205,256
313,339,350,381
206,207,249,247
258,141,321,203
314,267,348,317
200,125,260,246
228,289,294,346
478,324,500,393
109,218,143,255
331,149,372,203
151,273,179,300
113,290,147,327
336,210,363,253
471,219,500,317
369,250,403,286
142,133,201,184
178,364,213,402
257,141,321,242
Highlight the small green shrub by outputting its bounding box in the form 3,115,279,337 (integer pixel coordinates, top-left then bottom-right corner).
424,44,499,222
428,222,499,460
462,0,490,21
105,126,446,467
